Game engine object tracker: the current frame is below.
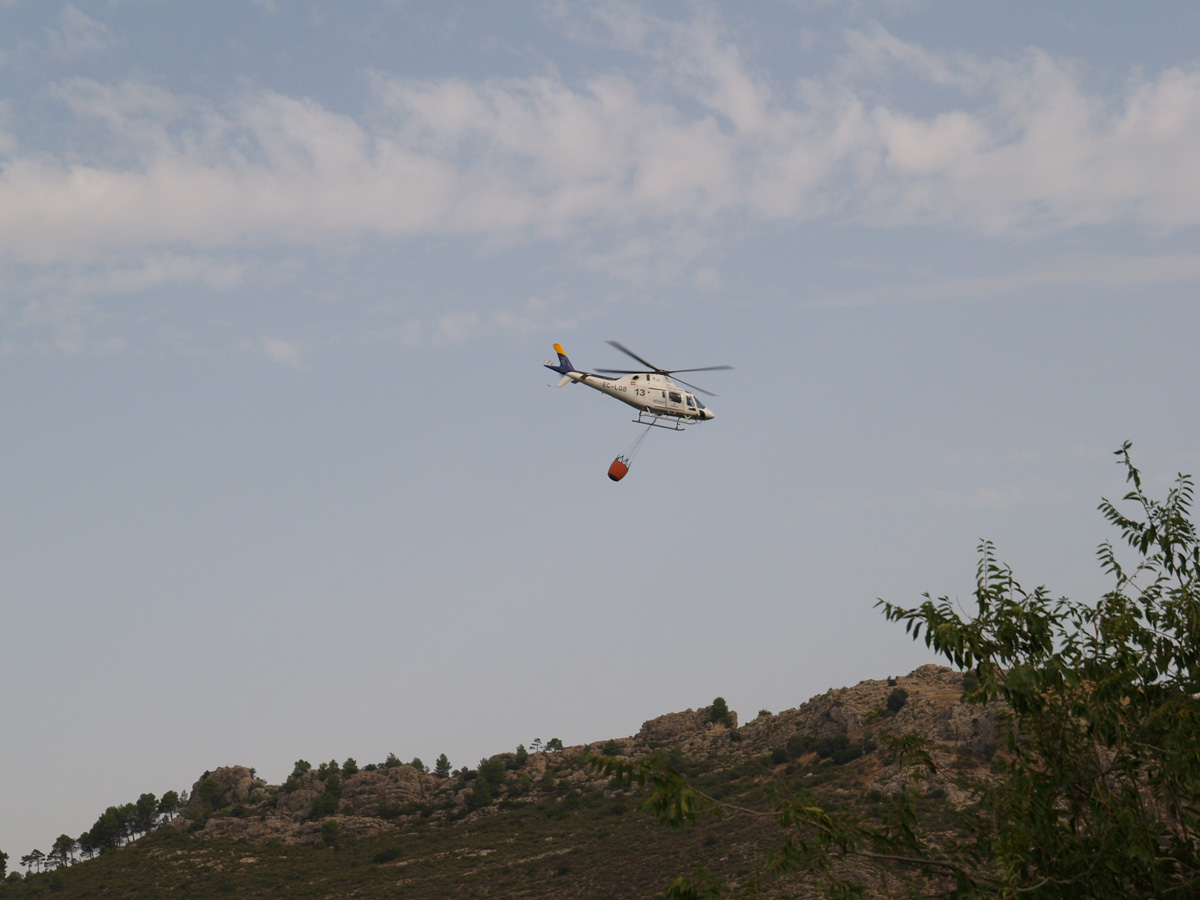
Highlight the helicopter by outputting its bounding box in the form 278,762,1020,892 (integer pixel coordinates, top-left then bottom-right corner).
544,341,732,430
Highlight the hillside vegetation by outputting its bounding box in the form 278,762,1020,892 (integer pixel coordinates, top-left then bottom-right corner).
0,666,991,899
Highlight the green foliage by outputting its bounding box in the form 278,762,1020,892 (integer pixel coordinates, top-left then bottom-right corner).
320,819,343,850
477,757,506,791
877,442,1200,898
157,790,182,821
709,697,732,726
464,776,492,811
757,709,772,718
601,739,620,756
197,777,226,812
291,760,312,779
342,758,359,777
514,744,528,767
885,687,909,713
0,847,6,879
309,792,339,819
434,753,451,778
383,753,401,769
371,846,403,864
324,773,342,798
545,738,564,752
409,758,426,773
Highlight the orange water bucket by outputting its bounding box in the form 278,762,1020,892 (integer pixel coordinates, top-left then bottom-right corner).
607,458,630,481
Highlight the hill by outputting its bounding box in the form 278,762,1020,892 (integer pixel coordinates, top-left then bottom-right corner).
1,665,997,898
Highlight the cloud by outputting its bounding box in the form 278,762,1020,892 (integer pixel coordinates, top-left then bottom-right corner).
263,337,304,368
0,14,1198,273
808,252,1200,309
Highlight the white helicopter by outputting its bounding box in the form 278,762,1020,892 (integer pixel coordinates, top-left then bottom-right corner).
544,341,731,430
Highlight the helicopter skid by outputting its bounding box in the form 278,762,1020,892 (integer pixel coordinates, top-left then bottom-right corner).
634,411,691,430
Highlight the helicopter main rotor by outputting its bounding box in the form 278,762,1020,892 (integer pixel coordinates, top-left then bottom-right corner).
598,340,733,397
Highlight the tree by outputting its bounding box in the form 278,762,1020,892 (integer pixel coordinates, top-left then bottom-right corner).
709,696,733,726
134,793,159,836
434,753,451,778
0,848,7,879
478,757,506,791
197,776,226,812
342,757,359,776
877,442,1200,898
157,790,183,823
514,744,528,767
50,835,76,869
545,737,564,752
21,850,44,874
592,444,1200,899
530,738,543,753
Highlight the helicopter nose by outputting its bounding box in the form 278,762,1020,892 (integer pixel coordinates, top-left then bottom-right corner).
703,409,715,421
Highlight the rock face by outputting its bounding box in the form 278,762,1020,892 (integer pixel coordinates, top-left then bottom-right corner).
166,665,1000,846
637,705,737,745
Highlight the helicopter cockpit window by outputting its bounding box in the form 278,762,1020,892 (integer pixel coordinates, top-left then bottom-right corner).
686,395,695,408
668,391,682,403
694,397,706,410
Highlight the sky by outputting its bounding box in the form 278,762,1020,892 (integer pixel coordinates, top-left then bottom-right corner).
3,0,1200,864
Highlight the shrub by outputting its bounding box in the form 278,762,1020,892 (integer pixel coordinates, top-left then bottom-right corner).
709,697,733,726
814,734,850,759
786,734,812,758
320,819,343,849
465,777,492,811
886,687,909,713
309,793,338,819
197,776,226,812
372,847,402,864
478,757,507,790
602,739,620,756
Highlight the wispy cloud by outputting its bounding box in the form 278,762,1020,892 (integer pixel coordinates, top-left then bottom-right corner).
0,13,1198,289
808,252,1200,309
263,336,304,368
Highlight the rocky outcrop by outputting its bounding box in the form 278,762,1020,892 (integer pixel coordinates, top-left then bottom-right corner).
167,665,1000,846
636,705,737,746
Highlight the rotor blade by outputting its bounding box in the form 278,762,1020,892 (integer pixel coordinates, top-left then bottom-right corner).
596,368,649,375
668,365,734,373
606,341,660,372
672,377,719,397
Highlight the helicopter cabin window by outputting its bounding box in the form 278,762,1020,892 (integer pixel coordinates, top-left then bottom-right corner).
668,391,682,403
686,395,695,408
